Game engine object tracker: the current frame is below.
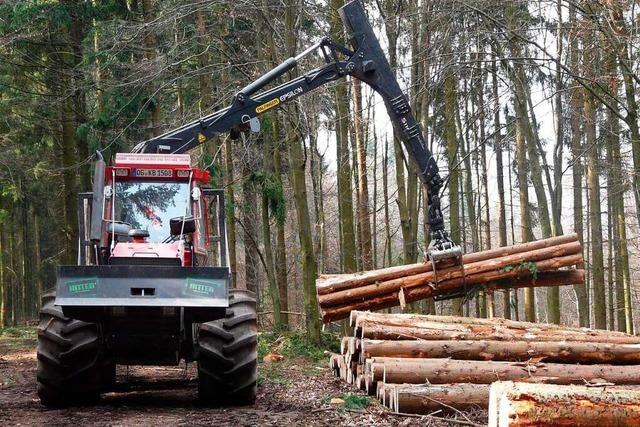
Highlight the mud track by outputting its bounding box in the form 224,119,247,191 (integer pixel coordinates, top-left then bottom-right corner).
0,336,484,426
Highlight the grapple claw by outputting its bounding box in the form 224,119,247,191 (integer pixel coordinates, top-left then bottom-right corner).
427,230,466,298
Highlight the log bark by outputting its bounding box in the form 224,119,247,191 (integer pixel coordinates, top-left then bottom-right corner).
489,381,640,427
319,241,581,307
352,300,614,335
361,339,640,364
321,255,583,322
359,322,640,344
382,358,640,385
393,383,490,414
365,357,424,382
317,234,578,295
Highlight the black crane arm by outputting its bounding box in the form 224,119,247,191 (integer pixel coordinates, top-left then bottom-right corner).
132,0,459,257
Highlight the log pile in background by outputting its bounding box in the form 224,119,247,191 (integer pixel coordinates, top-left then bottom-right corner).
317,235,584,322
329,311,640,419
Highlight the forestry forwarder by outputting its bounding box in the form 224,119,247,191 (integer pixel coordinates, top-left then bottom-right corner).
36,0,462,407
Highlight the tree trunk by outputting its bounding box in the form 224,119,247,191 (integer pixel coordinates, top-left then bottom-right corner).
507,127,519,321
382,137,392,267
351,122,362,271
242,164,260,294
20,197,33,320
286,0,320,343
585,88,606,330
612,121,633,334
372,111,378,269
195,9,213,116
260,4,289,325
492,58,509,319
545,0,564,324
607,2,640,247
515,116,535,322
603,47,630,333
353,80,372,271
272,114,289,326
569,2,589,327
330,0,356,275
224,136,238,288
58,39,78,265
33,212,43,316
261,158,281,326
0,206,4,327
476,57,492,318
10,219,18,325
309,120,325,273
444,52,462,315
68,2,90,190
141,0,161,138
404,1,419,266
488,381,640,427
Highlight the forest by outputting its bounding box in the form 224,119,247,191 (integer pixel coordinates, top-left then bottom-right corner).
0,0,638,343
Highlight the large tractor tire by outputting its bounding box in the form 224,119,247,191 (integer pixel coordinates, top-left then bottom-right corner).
197,289,258,406
36,290,103,407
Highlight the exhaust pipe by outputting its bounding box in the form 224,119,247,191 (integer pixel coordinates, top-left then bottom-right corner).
90,151,106,244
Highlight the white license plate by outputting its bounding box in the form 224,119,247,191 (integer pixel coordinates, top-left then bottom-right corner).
134,169,173,178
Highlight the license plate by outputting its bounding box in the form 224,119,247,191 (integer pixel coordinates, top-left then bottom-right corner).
134,168,173,178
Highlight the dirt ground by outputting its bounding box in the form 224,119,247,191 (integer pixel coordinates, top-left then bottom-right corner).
0,333,486,426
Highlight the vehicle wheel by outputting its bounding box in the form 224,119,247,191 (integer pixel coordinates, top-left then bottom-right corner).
36,290,103,407
197,289,258,406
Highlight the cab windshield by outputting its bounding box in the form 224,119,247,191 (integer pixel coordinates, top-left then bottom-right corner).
114,181,190,242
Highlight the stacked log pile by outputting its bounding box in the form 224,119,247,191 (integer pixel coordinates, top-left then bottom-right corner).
317,235,584,322
329,311,640,419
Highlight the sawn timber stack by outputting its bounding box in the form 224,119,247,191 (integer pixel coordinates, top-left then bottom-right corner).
329,311,640,420
317,234,584,322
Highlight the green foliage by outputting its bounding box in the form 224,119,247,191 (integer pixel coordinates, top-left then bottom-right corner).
257,332,272,361
247,171,286,225
0,326,36,339
320,393,372,410
260,115,272,133
280,332,340,362
501,260,539,279
280,333,326,362
343,394,372,410
225,198,236,219
257,331,339,363
76,122,91,141
199,152,223,187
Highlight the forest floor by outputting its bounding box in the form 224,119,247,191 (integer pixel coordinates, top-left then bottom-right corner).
0,327,486,426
